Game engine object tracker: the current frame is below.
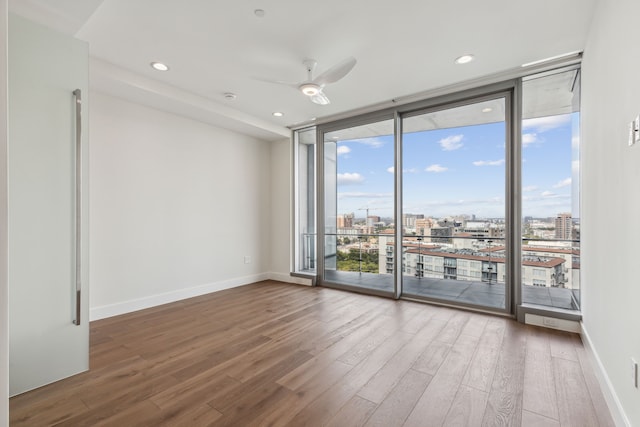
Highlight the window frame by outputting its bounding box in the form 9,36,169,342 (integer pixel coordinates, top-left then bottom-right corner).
291,63,582,322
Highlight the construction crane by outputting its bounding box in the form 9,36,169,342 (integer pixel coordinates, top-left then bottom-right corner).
357,205,391,223
358,206,370,219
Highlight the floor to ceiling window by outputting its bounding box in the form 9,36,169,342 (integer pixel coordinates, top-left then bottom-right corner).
322,118,395,295
401,95,509,311
293,63,581,317
521,67,581,311
293,127,316,275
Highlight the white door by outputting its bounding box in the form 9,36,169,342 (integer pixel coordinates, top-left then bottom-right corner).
8,14,89,396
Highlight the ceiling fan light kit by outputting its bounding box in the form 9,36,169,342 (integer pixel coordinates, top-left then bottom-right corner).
300,83,320,96
271,57,357,106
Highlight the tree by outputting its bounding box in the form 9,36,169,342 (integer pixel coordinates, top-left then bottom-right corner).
337,249,379,273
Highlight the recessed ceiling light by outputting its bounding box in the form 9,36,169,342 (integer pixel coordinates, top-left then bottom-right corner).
272,112,284,117
454,54,475,65
254,9,265,17
223,92,237,100
482,107,493,113
150,62,169,71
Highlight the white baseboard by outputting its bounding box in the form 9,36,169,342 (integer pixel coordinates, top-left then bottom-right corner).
581,324,630,427
89,273,270,321
267,272,313,286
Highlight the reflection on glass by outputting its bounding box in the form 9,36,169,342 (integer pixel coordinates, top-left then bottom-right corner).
323,119,394,293
521,68,580,310
294,127,316,273
401,98,507,309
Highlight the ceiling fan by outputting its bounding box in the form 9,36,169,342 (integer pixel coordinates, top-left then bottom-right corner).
276,57,357,105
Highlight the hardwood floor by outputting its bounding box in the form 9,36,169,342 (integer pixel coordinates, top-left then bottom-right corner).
9,281,615,426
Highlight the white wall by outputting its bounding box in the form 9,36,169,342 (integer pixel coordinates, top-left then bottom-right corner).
582,0,640,425
268,137,313,287
89,92,272,319
269,138,293,281
0,0,7,424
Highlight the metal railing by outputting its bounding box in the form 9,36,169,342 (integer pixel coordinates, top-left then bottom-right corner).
299,230,580,311
300,231,579,289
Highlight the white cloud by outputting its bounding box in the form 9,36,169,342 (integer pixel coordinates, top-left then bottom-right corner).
522,114,571,133
403,196,505,218
553,177,571,188
525,193,571,201
353,137,385,148
388,166,418,174
337,145,351,156
337,172,364,185
523,185,538,192
473,159,505,166
572,160,579,175
522,133,538,147
572,135,580,149
425,164,448,173
338,192,393,199
439,134,464,151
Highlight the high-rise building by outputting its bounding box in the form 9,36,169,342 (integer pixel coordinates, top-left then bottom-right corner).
555,213,573,240
415,218,434,236
366,215,380,227
337,212,354,228
403,214,416,228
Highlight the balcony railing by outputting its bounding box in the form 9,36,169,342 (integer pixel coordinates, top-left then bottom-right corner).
299,231,580,311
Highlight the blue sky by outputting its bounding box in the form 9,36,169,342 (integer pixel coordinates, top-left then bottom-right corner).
334,113,577,220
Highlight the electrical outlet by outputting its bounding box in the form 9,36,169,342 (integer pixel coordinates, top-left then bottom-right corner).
542,317,557,327
632,358,638,388
630,115,640,146
244,256,251,264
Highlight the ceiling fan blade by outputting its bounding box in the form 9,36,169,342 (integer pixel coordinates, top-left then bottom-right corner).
310,91,330,105
254,76,299,89
313,57,356,86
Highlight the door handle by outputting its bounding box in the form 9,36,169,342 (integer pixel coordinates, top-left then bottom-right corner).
73,89,82,326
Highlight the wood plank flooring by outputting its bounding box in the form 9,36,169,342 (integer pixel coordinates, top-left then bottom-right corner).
9,281,615,426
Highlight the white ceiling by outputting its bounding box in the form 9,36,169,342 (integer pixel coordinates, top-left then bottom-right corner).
9,0,597,142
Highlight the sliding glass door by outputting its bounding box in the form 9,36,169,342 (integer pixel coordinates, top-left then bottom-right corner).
322,118,395,295
294,65,582,317
401,96,509,310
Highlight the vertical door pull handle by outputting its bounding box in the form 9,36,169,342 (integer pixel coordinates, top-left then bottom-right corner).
73,89,82,326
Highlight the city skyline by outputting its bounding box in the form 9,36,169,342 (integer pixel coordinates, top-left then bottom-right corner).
334,112,578,220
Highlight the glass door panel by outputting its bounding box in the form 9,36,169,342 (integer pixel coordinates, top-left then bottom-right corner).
521,68,581,310
294,127,317,274
401,98,508,310
322,119,395,294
